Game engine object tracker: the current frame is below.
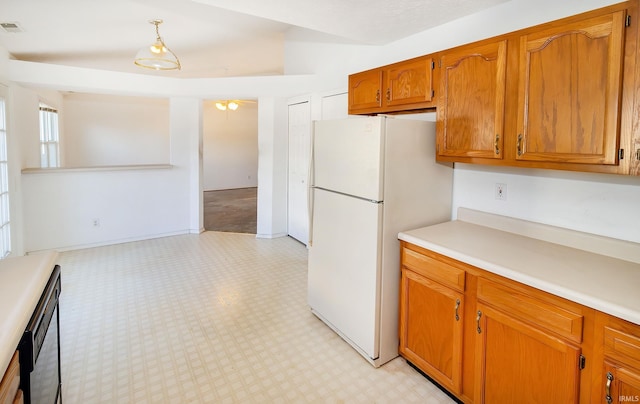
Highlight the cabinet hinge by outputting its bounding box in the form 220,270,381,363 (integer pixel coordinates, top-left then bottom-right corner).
579,354,586,370
619,149,625,160
626,15,631,27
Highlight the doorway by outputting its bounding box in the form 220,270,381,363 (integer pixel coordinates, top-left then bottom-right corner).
202,100,259,233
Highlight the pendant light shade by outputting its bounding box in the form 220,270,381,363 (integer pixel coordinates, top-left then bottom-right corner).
134,20,181,71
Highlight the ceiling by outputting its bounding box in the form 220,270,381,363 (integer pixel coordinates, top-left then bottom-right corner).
0,0,508,79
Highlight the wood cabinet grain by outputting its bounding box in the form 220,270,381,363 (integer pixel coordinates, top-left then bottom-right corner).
399,259,464,394
348,56,436,115
593,314,640,404
515,11,626,165
437,40,507,160
399,240,639,403
349,1,640,176
0,352,21,404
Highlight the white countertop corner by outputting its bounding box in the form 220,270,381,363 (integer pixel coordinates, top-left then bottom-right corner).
399,213,640,326
0,251,59,377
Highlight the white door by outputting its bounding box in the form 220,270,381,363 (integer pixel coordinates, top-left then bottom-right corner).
313,117,385,201
308,188,383,360
287,101,311,245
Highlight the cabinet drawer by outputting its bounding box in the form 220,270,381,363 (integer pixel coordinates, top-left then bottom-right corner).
402,247,465,291
477,278,583,343
604,326,640,370
0,351,20,404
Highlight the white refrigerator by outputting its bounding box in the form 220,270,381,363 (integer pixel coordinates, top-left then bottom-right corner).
307,115,453,367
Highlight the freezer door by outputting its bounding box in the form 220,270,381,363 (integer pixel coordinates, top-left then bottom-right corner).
308,188,383,360
312,117,384,201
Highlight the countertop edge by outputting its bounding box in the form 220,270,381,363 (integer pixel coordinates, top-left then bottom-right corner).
0,251,59,378
399,221,640,326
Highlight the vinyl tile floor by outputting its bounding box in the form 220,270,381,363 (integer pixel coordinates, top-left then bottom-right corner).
57,232,455,403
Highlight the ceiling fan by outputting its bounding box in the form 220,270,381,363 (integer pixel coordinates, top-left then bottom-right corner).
214,99,256,111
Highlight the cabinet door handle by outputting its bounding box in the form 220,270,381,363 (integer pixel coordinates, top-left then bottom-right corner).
605,372,614,404
494,134,500,155
455,299,461,321
376,89,380,103
386,88,391,101
476,310,482,333
636,148,640,161
517,134,523,156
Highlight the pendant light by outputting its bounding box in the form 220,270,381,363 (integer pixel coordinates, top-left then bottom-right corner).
134,19,181,71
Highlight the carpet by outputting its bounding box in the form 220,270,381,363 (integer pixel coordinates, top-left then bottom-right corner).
203,187,257,234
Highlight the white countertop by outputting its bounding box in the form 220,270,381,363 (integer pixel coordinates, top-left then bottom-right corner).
399,209,640,326
0,251,59,377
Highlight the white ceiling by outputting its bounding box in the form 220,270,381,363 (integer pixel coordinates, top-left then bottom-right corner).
0,0,507,79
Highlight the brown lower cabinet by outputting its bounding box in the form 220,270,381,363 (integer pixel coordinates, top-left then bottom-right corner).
0,351,22,404
399,240,640,403
592,314,640,404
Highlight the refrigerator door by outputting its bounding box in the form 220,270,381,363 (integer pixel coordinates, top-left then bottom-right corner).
312,117,384,201
308,188,383,360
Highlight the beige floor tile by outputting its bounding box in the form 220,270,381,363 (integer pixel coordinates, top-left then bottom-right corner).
57,232,455,403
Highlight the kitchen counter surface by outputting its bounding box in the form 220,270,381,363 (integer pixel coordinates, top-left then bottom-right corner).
399,208,640,325
0,251,59,377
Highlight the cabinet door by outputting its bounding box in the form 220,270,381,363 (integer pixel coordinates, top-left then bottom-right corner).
602,364,640,404
399,268,464,394
515,11,626,165
348,69,383,113
598,320,640,403
385,57,434,107
437,40,507,160
474,303,582,403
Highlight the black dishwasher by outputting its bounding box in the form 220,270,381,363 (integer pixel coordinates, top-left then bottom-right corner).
19,265,62,404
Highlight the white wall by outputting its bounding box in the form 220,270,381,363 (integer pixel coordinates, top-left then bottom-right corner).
0,46,8,84
256,97,288,239
17,92,201,252
63,93,170,167
284,0,621,84
21,166,190,252
202,101,258,190
452,165,640,243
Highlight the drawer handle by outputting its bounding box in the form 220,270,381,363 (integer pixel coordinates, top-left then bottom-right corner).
476,310,482,334
606,372,614,404
494,134,500,155
455,299,461,321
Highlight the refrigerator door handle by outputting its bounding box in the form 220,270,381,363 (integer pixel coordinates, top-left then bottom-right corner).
313,187,383,204
307,126,316,247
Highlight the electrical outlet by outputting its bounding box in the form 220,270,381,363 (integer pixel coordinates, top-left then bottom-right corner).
495,183,507,201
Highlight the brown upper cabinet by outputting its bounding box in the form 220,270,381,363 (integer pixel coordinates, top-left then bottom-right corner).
515,11,626,166
436,40,507,161
349,1,640,175
435,3,634,174
348,56,436,115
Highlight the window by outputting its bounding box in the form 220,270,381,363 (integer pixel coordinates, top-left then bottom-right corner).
39,103,60,168
0,96,10,257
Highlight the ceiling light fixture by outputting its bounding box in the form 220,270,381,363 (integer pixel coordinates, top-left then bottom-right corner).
134,19,181,71
215,100,240,111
